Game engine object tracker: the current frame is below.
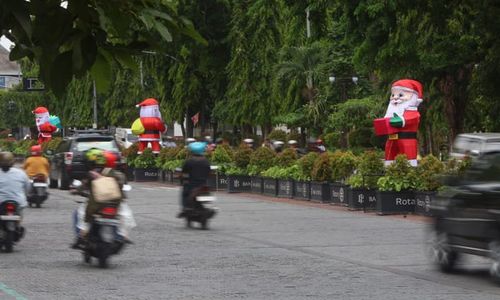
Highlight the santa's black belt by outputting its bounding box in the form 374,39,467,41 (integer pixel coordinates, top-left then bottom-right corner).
143,130,159,134
387,132,417,140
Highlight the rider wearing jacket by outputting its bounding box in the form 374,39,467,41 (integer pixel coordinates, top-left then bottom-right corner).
72,149,133,249
178,142,211,217
0,152,29,230
23,145,50,178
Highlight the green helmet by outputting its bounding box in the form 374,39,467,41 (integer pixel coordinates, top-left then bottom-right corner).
0,152,15,167
85,148,106,167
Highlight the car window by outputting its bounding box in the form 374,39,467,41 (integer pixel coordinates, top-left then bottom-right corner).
127,134,138,142
453,137,480,154
484,141,500,152
74,140,119,152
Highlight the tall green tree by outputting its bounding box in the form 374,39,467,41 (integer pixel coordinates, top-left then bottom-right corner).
215,0,283,134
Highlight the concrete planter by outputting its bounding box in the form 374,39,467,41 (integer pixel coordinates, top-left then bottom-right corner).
310,181,331,203
330,182,348,206
227,175,252,193
251,176,263,194
376,190,416,215
163,170,174,184
262,178,278,197
293,181,310,200
134,168,159,182
277,179,294,198
415,191,436,217
348,188,377,211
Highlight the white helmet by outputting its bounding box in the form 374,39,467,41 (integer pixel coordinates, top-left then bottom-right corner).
288,140,297,145
243,138,254,144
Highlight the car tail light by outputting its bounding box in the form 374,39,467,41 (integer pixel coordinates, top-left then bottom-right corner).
64,152,73,165
100,206,117,218
6,203,16,215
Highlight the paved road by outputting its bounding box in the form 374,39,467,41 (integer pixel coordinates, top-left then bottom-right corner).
1,182,499,299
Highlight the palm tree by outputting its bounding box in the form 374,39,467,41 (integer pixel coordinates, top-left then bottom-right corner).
273,41,328,134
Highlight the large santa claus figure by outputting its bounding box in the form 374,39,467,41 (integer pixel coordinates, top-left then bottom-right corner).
132,98,166,154
373,79,423,166
33,106,58,144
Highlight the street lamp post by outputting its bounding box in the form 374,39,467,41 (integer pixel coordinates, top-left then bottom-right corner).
329,75,359,101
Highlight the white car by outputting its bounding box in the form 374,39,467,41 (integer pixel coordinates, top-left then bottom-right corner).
450,133,500,159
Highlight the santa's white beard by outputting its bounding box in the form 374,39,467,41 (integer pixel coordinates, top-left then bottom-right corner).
384,94,421,118
36,113,49,126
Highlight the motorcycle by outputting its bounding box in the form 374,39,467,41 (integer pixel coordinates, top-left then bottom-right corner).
72,180,133,268
0,201,24,253
28,174,48,208
184,185,218,230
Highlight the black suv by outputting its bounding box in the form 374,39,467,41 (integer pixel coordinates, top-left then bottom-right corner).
49,131,125,190
429,151,500,283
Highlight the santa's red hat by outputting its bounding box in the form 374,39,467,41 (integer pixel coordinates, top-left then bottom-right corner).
136,98,159,108
32,106,49,115
391,79,423,100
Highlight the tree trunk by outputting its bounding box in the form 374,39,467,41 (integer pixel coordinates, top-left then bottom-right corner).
438,66,473,144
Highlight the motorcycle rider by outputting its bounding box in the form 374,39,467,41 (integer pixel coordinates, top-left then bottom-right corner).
0,152,29,230
23,145,50,178
177,142,211,218
72,148,135,249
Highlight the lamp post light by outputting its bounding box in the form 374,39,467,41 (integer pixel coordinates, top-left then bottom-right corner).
329,75,359,102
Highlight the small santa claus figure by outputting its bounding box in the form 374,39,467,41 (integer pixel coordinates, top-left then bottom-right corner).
132,98,167,154
373,79,423,166
33,106,58,144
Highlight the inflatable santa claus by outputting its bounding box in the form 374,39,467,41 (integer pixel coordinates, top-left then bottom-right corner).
131,98,167,154
373,79,423,166
33,106,58,144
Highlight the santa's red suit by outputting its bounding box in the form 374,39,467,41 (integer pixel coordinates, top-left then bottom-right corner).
136,98,166,154
373,79,423,166
33,106,57,144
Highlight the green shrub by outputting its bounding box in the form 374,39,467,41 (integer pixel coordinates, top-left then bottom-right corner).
348,127,373,148
347,150,384,188
444,157,471,176
249,147,275,174
377,154,418,191
274,148,298,167
297,152,319,180
122,143,139,167
176,148,189,160
133,148,157,169
323,132,342,149
330,150,357,182
267,129,287,142
163,159,184,171
156,147,182,168
41,137,62,153
233,146,253,169
224,164,247,176
262,165,301,179
311,152,332,182
211,145,233,165
415,155,445,191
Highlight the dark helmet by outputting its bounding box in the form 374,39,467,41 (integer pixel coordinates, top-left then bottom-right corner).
0,152,15,168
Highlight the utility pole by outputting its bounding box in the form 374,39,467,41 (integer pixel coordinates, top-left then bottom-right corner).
92,81,97,129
